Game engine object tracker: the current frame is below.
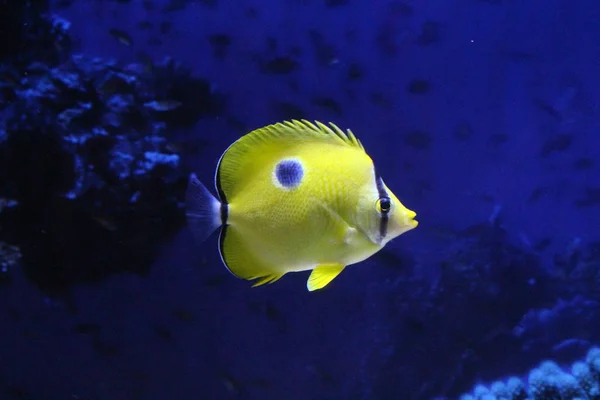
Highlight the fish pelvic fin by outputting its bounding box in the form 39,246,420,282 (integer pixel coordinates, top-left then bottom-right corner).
185,173,223,243
307,263,345,291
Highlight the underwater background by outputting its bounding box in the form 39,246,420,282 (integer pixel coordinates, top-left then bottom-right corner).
1,0,600,399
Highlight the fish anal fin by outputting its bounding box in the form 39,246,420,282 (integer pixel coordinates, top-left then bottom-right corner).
307,263,345,291
219,225,285,287
251,274,284,287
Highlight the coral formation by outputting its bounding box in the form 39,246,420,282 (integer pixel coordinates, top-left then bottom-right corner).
459,347,600,400
0,197,19,286
0,3,224,296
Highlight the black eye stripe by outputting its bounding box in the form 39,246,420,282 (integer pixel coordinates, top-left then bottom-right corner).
374,169,389,240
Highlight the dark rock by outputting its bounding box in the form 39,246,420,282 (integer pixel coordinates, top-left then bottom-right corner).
0,11,224,297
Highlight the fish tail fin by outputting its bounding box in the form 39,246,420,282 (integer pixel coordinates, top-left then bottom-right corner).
185,173,223,243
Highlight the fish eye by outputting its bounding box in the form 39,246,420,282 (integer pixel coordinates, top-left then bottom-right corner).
377,197,391,214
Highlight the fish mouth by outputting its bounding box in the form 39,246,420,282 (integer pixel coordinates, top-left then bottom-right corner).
405,209,418,229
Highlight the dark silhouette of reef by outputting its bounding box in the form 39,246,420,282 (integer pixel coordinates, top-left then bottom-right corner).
356,220,600,399
0,2,225,298
0,0,70,68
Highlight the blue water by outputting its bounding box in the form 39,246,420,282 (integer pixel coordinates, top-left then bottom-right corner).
1,0,600,399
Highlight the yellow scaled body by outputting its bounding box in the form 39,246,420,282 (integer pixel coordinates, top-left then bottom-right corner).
185,120,418,291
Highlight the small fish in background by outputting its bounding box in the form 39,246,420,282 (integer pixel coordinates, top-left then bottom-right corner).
311,96,343,116
185,120,418,291
325,0,350,7
220,372,243,396
266,36,277,52
306,364,337,386
573,157,593,170
54,0,76,9
417,20,442,46
136,51,154,74
207,33,232,59
108,28,133,47
248,299,285,325
142,0,155,11
403,130,433,150
143,100,182,111
162,0,189,12
346,62,364,81
370,91,392,108
201,274,228,287
136,20,153,30
225,116,247,133
147,36,163,46
260,56,298,74
528,187,550,203
244,6,258,18
153,325,173,341
533,99,562,120
199,0,218,9
163,141,185,154
92,339,120,357
271,101,307,120
540,133,573,157
164,138,210,157
407,79,430,95
159,20,173,35
534,237,552,252
452,120,474,141
91,215,118,232
97,75,130,97
173,308,195,322
308,30,338,66
72,322,102,335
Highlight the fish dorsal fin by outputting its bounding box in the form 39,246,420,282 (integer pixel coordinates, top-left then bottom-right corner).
216,120,365,201
248,120,364,150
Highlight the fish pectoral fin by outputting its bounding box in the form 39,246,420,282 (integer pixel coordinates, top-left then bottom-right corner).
312,197,357,244
344,227,358,245
307,263,345,291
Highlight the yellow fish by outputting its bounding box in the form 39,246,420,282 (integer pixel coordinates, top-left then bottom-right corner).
185,120,418,291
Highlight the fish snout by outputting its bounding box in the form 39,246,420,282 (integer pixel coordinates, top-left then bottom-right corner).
404,208,418,229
